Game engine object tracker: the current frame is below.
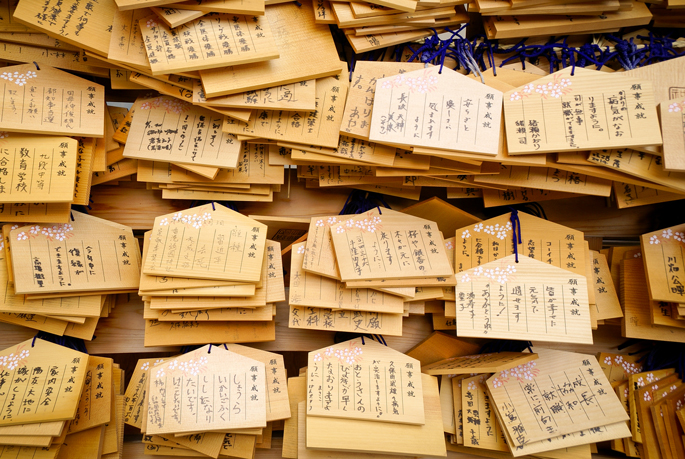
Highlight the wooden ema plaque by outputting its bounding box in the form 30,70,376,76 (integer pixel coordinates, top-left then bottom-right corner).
290,242,404,314
306,339,424,425
341,60,424,141
369,66,502,155
0,64,105,137
143,203,267,282
10,211,141,295
503,67,662,154
67,355,113,434
455,254,592,344
223,344,290,422
0,135,78,203
486,348,629,447
659,101,685,172
422,352,538,376
222,74,348,149
193,79,317,111
329,211,454,281
122,96,241,169
0,338,88,425
12,0,116,56
455,211,587,278
124,357,166,429
139,13,279,75
199,1,343,98
640,223,685,304
288,304,403,336
462,374,508,452
145,345,267,435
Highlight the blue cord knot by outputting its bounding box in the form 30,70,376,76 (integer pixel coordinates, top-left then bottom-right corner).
509,207,522,263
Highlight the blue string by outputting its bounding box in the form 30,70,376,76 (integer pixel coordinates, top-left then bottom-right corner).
509,207,522,263
208,344,213,353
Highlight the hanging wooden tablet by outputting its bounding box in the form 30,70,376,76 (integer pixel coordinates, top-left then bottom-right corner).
486,348,628,447
224,344,290,422
305,373,445,457
290,242,405,313
193,79,316,111
455,211,587,278
0,338,88,425
640,223,685,303
422,352,538,375
599,353,642,387
222,74,348,149
341,57,424,141
329,210,453,281
0,65,105,137
12,0,116,55
199,1,343,98
10,211,141,295
124,358,166,429
143,203,267,282
369,67,502,155
122,96,241,169
139,14,278,75
0,135,78,203
306,338,424,424
454,254,592,343
145,345,266,435
108,9,150,71
461,374,509,452
504,67,662,154
659,101,685,172
68,356,113,434
288,304,403,335
591,251,623,320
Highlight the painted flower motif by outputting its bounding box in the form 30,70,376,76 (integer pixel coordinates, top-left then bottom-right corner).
510,92,522,102
172,212,182,222
10,225,18,230
336,227,345,234
644,392,652,402
146,19,158,28
445,240,454,250
677,400,683,411
315,219,324,227
662,229,673,239
650,235,660,245
460,274,471,283
0,132,8,139
327,217,338,225
297,246,305,254
634,253,642,258
160,218,169,226
467,381,477,391
474,223,484,232
0,71,38,87
16,232,27,241
461,230,471,239
674,231,684,242
29,225,40,234
492,378,503,388
670,384,678,392
652,384,659,391
522,84,535,94
604,356,612,365
140,101,152,110
669,102,682,113
313,353,322,362
156,369,165,378
550,87,562,98
141,362,150,371
624,388,629,398
615,356,623,364
154,359,164,365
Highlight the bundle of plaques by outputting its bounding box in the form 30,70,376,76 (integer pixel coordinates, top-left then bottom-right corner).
0,211,141,339
288,207,456,336
283,338,447,458
432,210,625,339
0,63,112,224
421,347,634,457
123,344,291,458
0,338,125,459
140,203,285,347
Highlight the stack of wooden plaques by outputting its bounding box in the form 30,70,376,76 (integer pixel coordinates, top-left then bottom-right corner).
140,203,285,347
284,338,448,458
125,344,290,458
428,348,633,456
0,211,140,338
433,210,625,335
615,222,685,342
0,63,111,223
288,207,455,336
0,338,124,459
